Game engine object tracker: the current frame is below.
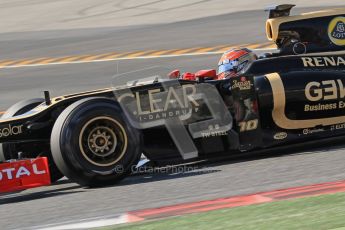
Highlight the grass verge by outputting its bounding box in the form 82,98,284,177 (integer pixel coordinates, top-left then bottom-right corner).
102,192,345,230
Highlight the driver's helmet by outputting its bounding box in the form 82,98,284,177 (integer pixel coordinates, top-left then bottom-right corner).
217,48,257,79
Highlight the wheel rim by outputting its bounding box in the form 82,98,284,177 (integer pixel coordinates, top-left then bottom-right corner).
87,126,117,157
79,116,128,167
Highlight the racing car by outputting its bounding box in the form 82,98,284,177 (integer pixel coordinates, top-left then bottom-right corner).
1,4,345,190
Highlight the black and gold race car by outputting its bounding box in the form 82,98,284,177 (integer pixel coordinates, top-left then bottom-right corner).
0,4,345,189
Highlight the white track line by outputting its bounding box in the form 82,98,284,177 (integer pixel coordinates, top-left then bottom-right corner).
34,215,129,230
0,48,277,69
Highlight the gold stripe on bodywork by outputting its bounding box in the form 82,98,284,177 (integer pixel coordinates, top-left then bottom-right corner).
0,87,114,122
266,72,345,129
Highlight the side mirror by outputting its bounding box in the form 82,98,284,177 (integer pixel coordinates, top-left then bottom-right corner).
195,69,217,80
167,70,180,79
182,72,196,81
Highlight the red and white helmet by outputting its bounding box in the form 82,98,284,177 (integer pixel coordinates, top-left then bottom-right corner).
217,48,257,79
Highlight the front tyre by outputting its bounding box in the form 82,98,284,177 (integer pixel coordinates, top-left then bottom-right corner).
50,97,142,187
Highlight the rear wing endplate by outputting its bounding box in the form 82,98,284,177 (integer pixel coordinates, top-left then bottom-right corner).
265,4,295,19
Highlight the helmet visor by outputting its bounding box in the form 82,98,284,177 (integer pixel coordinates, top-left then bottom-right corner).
218,61,237,74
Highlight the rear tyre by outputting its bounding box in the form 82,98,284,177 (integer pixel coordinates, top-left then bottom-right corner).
0,98,63,182
50,97,142,187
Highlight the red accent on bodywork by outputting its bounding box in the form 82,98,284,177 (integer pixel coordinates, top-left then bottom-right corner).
195,69,217,79
252,100,258,112
0,157,51,193
182,72,196,81
167,70,180,79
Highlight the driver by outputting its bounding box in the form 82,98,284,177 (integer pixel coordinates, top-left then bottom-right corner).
217,48,257,79
171,47,257,81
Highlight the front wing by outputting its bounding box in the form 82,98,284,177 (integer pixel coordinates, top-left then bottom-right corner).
0,157,51,193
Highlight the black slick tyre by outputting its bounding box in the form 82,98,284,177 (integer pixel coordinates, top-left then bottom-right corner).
50,97,142,187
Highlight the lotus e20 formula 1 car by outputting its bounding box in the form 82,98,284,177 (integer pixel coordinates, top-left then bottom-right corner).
0,4,345,190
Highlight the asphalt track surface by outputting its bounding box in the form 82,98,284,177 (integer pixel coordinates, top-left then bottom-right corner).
1,5,345,230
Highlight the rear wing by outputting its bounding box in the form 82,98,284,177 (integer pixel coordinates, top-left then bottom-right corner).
265,4,345,55
265,4,295,19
